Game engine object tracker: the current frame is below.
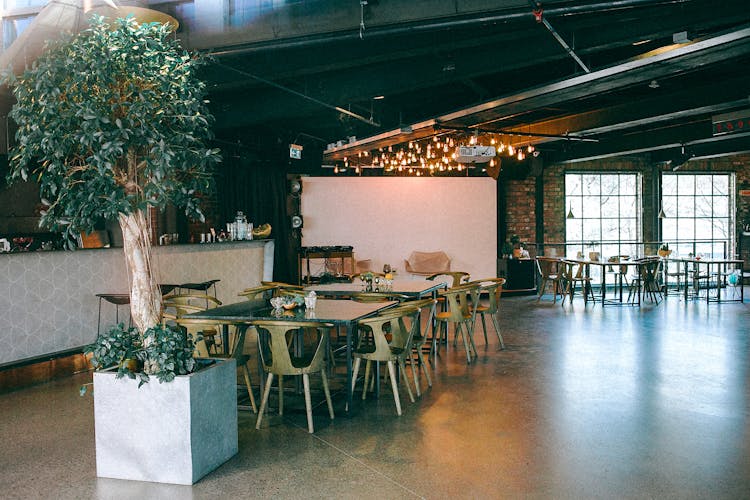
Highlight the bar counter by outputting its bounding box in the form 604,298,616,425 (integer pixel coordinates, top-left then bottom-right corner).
0,240,274,367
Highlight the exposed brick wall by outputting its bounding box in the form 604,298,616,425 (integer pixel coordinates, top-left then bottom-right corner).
505,177,536,247
531,154,750,260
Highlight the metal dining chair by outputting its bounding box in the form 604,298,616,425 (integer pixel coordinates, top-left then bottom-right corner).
468,278,507,348
174,317,258,413
252,320,335,433
435,283,480,364
351,306,420,416
535,257,564,302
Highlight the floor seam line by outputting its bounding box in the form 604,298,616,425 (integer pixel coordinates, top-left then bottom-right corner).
287,419,425,499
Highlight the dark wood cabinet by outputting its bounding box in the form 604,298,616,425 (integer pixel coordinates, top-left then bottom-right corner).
497,258,536,294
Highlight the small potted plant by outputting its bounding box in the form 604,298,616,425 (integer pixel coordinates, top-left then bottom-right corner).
658,243,672,257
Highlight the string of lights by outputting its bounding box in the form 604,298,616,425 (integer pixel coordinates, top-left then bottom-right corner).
333,132,537,176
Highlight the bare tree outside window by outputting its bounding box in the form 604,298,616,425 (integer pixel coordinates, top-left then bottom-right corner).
661,173,733,259
565,173,642,281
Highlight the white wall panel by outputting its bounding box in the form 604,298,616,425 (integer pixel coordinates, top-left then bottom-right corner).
301,177,497,280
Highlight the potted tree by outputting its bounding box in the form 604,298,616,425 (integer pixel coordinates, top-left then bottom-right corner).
4,15,233,485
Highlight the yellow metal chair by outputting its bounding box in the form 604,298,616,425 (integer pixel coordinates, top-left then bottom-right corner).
387,298,436,395
426,271,470,287
238,284,277,300
162,294,223,352
435,283,479,364
560,260,595,305
351,306,420,415
252,320,335,433
468,278,506,348
174,317,257,413
535,257,564,302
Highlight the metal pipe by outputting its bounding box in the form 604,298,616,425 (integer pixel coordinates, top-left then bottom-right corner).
529,0,591,73
215,61,380,127
540,17,591,73
208,0,682,57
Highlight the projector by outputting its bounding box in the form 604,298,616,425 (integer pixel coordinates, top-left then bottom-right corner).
456,145,496,164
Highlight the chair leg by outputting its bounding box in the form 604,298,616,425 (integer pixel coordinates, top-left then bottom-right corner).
386,361,402,416
456,323,472,364
491,315,505,349
241,364,257,413
480,313,489,345
362,359,372,400
537,277,548,301
408,351,421,397
255,372,274,430
320,369,334,420
399,359,415,403
466,320,478,358
302,373,314,433
347,358,361,411
352,357,362,392
415,347,432,387
278,375,284,415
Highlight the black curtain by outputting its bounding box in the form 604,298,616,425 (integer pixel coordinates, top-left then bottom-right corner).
216,147,296,283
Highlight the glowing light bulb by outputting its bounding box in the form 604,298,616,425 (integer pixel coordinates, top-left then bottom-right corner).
527,144,534,153
334,166,339,174
517,150,525,160
490,138,496,145
490,159,495,167
508,145,515,156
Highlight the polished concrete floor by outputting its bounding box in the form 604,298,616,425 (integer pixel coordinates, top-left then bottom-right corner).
1,293,749,499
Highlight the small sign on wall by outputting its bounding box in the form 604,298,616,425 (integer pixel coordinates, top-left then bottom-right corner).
712,110,750,136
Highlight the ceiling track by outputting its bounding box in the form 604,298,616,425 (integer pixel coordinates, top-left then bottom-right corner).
207,0,681,58
323,25,750,160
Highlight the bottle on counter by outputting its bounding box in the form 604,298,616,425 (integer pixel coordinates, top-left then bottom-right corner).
235,211,248,240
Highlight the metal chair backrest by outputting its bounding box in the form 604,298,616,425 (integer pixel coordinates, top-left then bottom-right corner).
470,278,506,314
439,283,478,322
427,271,470,287
251,320,333,376
536,257,560,278
357,307,419,360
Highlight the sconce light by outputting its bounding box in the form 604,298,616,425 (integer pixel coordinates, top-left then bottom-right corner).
566,203,575,219
658,207,666,219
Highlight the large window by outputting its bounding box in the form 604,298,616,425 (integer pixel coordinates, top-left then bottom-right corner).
565,173,641,259
661,173,733,258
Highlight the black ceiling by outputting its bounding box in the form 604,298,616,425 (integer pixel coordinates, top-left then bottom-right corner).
155,0,750,165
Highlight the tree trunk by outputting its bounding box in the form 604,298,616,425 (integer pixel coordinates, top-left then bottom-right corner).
119,210,161,335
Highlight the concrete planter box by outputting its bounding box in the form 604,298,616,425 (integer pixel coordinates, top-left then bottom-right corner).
94,358,238,485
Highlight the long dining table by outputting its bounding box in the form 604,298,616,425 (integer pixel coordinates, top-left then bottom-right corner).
564,258,646,306
184,297,398,414
305,278,447,299
306,278,447,346
667,257,744,303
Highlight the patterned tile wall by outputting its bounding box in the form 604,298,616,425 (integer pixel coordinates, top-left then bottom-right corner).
0,240,273,366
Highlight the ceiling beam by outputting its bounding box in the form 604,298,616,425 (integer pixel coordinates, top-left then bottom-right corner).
322,26,750,160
